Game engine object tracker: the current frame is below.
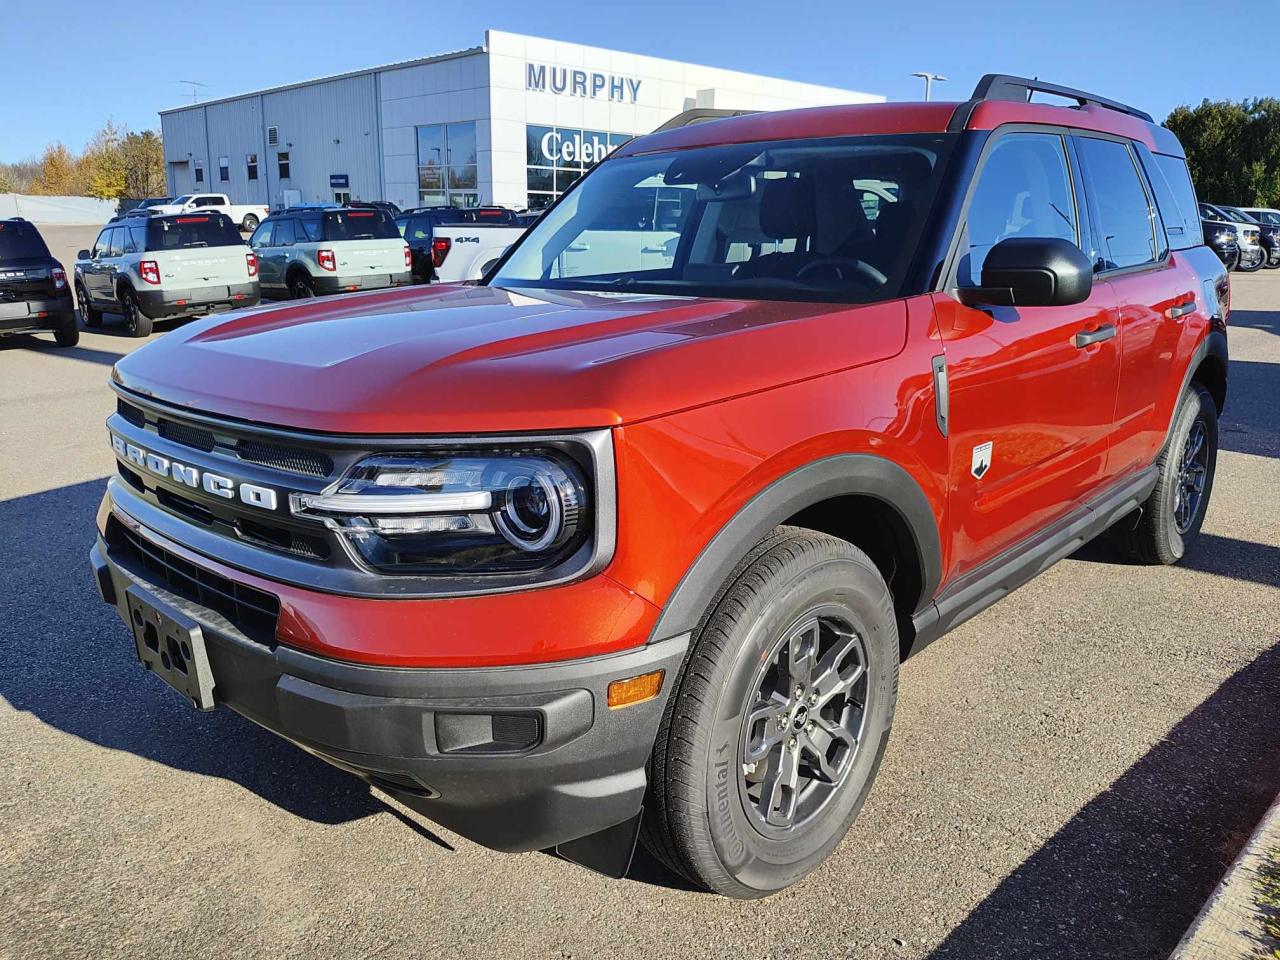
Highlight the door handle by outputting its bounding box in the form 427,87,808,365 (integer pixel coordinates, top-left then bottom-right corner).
1168,301,1195,319
641,245,669,254
566,244,590,252
1074,324,1117,348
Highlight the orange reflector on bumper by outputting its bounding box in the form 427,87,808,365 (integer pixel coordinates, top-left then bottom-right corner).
607,670,664,709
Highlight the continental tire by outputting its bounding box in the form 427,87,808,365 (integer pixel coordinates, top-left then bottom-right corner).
641,526,898,898
1108,383,1218,565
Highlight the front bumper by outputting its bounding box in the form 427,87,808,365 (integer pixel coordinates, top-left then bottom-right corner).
313,270,412,295
90,504,688,854
0,294,74,335
135,282,260,319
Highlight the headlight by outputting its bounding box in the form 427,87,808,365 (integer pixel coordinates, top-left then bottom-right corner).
1215,229,1235,243
291,448,592,576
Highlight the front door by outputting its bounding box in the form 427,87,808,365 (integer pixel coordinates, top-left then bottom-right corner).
935,130,1121,577
250,221,281,292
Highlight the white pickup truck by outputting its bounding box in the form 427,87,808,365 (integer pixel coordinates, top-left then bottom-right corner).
149,193,270,233
394,207,527,283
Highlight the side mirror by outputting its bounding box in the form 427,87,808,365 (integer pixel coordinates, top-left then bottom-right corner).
77,249,91,261
955,237,1093,308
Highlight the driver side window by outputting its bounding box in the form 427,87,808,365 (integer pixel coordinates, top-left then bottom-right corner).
962,133,1079,286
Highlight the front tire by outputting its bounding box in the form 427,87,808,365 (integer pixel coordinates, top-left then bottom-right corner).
76,282,102,328
641,527,898,898
1265,246,1280,269
1237,248,1265,272
120,288,153,338
1107,383,1218,564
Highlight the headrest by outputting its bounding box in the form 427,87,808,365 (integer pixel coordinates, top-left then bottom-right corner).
759,177,816,240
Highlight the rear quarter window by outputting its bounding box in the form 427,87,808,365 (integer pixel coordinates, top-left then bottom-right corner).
1145,152,1203,249
146,215,244,251
322,209,399,241
0,221,50,261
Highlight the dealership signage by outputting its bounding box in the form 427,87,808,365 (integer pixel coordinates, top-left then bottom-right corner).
329,174,349,188
535,129,612,166
526,63,642,104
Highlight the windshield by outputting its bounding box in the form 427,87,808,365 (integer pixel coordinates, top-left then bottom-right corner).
1254,210,1280,225
490,134,951,303
322,209,400,241
145,215,244,250
0,221,50,261
171,195,194,205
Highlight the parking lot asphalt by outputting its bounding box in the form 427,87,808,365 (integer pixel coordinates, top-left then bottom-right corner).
1,224,1277,960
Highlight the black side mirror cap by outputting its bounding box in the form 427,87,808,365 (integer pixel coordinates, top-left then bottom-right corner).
76,249,91,261
955,237,1093,308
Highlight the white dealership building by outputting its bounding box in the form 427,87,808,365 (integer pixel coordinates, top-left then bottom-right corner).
158,30,882,212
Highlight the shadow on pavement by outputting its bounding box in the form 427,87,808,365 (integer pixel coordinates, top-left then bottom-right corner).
1072,532,1280,590
929,642,1280,960
0,478,387,828
1218,358,1279,459
1231,306,1280,340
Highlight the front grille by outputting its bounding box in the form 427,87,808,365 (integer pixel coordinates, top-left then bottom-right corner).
158,418,217,452
117,399,146,428
106,516,279,646
236,438,333,478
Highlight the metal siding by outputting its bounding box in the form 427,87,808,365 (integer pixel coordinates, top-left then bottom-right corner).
204,98,270,205
261,73,381,207
160,107,207,196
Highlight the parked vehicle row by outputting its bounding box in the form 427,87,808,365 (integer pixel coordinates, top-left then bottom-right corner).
1200,201,1280,272
89,75,1231,898
247,206,411,298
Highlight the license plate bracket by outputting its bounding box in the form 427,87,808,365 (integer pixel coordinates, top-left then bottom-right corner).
125,584,216,711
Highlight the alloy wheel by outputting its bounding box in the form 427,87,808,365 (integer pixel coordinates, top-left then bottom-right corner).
738,609,869,834
1174,417,1208,534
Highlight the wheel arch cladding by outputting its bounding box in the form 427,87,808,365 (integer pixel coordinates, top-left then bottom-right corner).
1190,339,1228,414
647,454,942,660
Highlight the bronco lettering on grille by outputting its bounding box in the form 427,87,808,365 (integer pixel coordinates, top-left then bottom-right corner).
111,434,278,511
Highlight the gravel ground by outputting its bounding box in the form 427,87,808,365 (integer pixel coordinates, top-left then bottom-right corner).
1,227,1277,960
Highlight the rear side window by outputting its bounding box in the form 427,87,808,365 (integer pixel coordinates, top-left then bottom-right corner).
962,132,1079,286
1140,151,1202,250
297,216,322,242
1076,137,1160,270
322,209,399,241
145,215,244,251
0,221,50,261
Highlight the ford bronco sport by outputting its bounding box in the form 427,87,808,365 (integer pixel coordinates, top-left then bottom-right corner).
75,212,260,338
90,76,1229,898
0,218,77,347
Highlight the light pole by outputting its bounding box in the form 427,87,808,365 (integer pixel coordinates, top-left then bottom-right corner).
911,72,948,102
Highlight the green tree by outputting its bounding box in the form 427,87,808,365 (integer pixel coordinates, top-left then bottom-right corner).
1166,98,1280,207
83,120,127,199
121,130,166,197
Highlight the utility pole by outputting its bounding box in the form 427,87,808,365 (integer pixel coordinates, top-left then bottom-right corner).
910,72,948,102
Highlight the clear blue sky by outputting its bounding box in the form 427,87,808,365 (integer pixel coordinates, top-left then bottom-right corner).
2,0,1275,163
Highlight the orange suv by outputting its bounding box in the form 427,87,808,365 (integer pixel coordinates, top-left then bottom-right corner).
90,76,1229,897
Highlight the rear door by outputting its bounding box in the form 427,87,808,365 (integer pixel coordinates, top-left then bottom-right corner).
934,129,1122,576
1075,138,1200,477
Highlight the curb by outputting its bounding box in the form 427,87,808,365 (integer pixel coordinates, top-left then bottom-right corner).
1170,791,1280,959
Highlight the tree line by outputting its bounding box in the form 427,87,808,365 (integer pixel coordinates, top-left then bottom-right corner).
0,121,166,200
1165,98,1280,207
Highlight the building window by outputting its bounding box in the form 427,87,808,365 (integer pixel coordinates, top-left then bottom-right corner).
246,153,258,181
525,126,628,209
277,151,291,180
194,160,204,184
416,122,478,208
218,156,230,182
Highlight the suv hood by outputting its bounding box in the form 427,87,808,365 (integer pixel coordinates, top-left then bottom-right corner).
113,284,907,434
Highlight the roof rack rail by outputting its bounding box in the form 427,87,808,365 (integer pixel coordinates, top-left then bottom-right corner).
951,74,1153,129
